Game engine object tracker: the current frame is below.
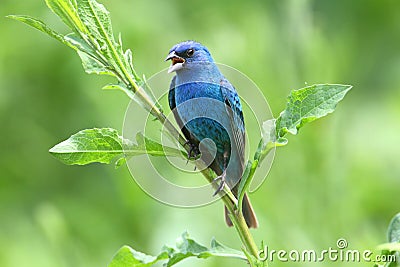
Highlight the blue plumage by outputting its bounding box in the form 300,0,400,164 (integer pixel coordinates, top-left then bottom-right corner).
166,41,258,228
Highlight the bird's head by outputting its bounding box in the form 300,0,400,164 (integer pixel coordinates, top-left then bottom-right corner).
165,41,213,73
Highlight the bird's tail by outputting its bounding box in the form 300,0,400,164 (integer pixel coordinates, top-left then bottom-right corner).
225,193,258,228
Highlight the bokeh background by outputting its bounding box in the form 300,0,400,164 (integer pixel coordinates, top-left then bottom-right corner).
1,0,399,266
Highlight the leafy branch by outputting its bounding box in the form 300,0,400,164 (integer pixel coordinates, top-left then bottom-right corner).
108,232,247,267
375,213,400,267
49,128,183,165
8,0,352,266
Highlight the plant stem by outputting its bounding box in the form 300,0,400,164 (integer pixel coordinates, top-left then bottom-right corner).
123,83,260,260
230,205,260,257
95,23,261,259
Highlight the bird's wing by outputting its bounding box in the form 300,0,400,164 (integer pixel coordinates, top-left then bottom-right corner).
168,76,195,143
168,76,177,111
219,78,246,170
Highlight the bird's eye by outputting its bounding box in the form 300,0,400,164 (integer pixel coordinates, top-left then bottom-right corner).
186,49,194,57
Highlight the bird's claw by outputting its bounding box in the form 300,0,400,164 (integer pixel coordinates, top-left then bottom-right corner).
212,172,226,196
184,140,200,162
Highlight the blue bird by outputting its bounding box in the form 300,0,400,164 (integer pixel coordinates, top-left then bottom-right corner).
166,41,258,228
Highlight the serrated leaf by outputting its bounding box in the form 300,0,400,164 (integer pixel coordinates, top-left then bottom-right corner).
117,33,135,77
209,238,247,259
45,0,87,34
102,83,126,91
108,233,247,267
64,33,114,75
164,233,209,266
276,84,352,137
108,246,168,267
388,213,400,243
10,0,164,116
6,15,67,45
76,0,120,64
64,33,95,54
49,128,124,165
375,213,400,267
77,50,114,75
49,128,184,165
72,0,156,111
77,0,114,46
163,232,246,266
124,48,134,74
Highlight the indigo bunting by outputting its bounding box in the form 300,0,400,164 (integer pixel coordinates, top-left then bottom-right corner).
166,41,258,228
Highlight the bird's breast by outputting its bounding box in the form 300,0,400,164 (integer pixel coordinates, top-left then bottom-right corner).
173,82,232,150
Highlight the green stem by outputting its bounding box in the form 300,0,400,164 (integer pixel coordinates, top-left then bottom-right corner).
80,11,262,260
199,168,258,256
123,83,261,261
231,206,259,257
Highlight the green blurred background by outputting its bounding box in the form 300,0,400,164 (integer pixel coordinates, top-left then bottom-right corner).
1,0,399,266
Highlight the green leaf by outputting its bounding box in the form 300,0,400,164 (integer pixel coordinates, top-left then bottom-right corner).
45,0,87,34
276,84,352,137
102,83,127,91
76,0,124,73
117,33,136,78
73,0,160,109
252,84,351,171
49,128,125,165
6,15,67,45
77,50,114,75
64,33,96,55
107,233,246,267
209,237,248,259
77,0,114,48
375,213,400,267
49,128,184,165
163,232,246,266
10,0,162,115
108,246,168,267
164,233,209,266
388,213,400,243
255,119,287,162
129,132,183,158
114,157,126,169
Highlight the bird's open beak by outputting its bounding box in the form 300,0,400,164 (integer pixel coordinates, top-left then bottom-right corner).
165,51,185,73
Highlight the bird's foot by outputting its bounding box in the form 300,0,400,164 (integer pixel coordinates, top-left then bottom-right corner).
212,171,226,196
184,140,200,161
